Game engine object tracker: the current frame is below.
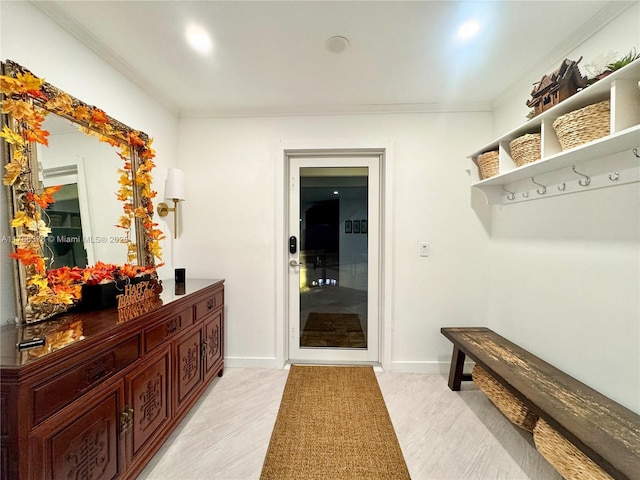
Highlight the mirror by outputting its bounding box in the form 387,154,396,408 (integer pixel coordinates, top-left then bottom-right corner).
1,60,164,323
38,113,134,268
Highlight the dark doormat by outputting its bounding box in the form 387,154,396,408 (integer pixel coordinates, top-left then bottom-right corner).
300,312,366,348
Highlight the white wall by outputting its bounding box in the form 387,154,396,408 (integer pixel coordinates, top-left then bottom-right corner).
487,3,640,412
177,113,492,370
0,1,179,323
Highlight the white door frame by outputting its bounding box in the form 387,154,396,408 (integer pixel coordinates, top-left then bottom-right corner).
274,142,394,370
288,155,379,363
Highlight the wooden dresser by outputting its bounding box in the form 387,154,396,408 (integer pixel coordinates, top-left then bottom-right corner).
0,278,224,480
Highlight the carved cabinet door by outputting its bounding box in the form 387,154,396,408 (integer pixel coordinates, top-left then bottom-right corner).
126,345,171,459
203,311,223,381
30,383,124,480
174,326,203,414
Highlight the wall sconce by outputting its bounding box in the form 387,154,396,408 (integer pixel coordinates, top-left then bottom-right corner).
157,168,186,239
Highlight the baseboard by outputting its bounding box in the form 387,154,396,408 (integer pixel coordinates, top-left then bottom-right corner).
224,356,281,369
224,357,475,374
390,360,475,375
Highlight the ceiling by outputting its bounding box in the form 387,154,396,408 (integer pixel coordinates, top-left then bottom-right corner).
33,1,630,118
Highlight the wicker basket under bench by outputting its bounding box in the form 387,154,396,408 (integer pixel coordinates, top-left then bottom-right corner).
441,327,640,480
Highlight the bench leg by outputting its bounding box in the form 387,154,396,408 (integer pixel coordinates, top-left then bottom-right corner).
448,345,466,391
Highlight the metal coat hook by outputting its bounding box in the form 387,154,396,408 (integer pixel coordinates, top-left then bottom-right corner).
503,186,516,201
557,182,567,191
522,191,529,198
633,148,639,159
531,177,547,195
572,165,591,186
609,172,620,181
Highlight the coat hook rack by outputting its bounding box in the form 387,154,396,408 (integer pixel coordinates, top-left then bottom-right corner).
609,172,620,181
531,177,547,194
572,165,591,186
502,186,515,201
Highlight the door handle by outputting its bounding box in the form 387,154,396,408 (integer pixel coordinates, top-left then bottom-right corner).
289,259,301,267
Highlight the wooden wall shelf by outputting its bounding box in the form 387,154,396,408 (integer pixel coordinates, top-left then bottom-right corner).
470,60,640,205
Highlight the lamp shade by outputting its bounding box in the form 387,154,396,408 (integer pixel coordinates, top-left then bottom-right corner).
164,168,186,201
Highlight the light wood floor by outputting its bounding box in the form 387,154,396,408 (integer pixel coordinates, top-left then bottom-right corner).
137,368,561,480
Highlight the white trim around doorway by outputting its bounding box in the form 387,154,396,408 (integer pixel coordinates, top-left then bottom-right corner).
274,140,395,371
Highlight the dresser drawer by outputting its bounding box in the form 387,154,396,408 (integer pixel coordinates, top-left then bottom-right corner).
194,289,223,321
144,308,192,353
32,335,140,425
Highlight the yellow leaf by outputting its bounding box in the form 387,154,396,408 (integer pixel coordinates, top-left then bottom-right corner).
11,211,29,228
0,125,25,145
1,99,33,120
29,288,54,305
134,206,148,218
0,75,22,94
45,94,73,114
3,159,24,186
29,274,49,290
16,72,44,92
116,215,132,229
72,105,91,121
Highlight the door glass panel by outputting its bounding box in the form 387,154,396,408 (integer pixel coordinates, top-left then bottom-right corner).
298,167,368,349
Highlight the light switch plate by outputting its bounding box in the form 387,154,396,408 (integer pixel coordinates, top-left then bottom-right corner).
419,242,430,257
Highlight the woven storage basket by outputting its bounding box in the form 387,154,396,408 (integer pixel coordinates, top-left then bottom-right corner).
509,133,541,167
533,419,614,480
472,365,538,432
477,151,499,179
553,100,610,151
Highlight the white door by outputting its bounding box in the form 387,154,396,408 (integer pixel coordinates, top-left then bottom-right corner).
287,154,380,363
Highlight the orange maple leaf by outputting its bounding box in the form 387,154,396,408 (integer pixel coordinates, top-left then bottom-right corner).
10,247,46,274
24,127,49,146
90,109,109,124
28,185,62,209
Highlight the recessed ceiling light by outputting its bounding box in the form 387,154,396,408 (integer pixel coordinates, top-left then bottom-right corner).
186,25,213,55
333,191,339,195
325,36,350,54
457,20,480,40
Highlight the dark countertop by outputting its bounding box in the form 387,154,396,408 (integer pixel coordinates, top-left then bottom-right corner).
1,278,223,368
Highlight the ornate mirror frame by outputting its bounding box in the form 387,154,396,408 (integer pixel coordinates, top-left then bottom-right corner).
1,60,164,323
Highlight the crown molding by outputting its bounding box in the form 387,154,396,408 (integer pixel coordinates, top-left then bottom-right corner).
30,0,180,116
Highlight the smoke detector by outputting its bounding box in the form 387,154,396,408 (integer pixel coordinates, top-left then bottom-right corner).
325,36,350,54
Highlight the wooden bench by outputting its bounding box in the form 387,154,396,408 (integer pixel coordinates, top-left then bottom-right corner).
441,327,640,480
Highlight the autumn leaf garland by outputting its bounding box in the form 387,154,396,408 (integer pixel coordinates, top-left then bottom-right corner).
1,63,164,312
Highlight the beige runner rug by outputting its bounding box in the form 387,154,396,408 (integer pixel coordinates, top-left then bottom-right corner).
260,365,411,480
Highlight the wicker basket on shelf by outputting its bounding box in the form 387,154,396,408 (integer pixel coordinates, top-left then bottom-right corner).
552,100,610,151
472,365,538,432
477,151,499,179
509,133,541,167
533,419,614,480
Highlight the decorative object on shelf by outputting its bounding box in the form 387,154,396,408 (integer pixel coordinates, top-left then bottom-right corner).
79,281,119,310
553,100,610,151
509,133,541,167
477,150,499,179
526,58,587,116
587,48,640,84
